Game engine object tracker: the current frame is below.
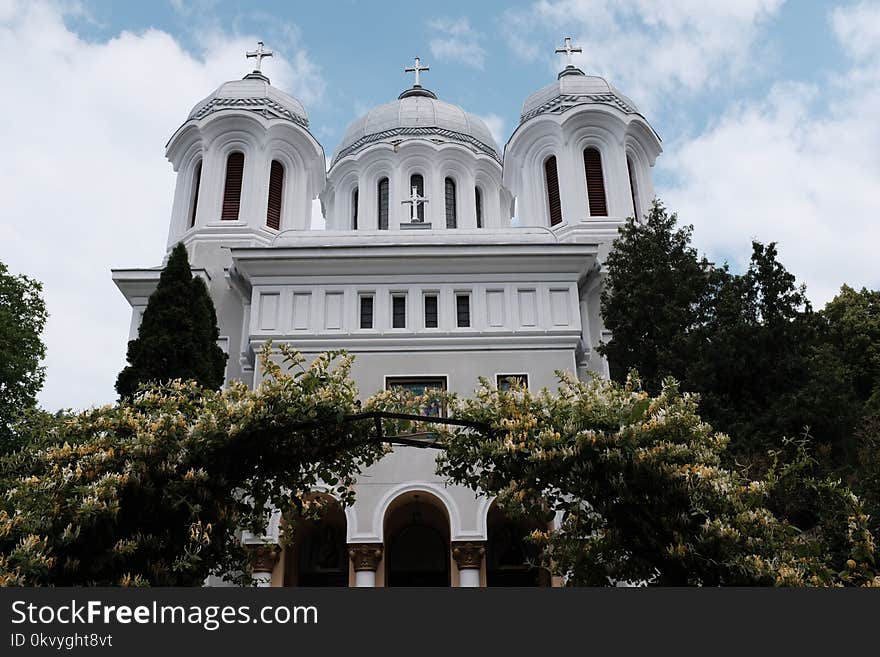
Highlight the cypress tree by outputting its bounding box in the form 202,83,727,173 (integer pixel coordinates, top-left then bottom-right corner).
116,243,227,398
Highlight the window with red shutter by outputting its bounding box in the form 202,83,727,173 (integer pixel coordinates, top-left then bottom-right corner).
583,148,608,216
266,160,284,230
544,156,562,226
221,152,244,221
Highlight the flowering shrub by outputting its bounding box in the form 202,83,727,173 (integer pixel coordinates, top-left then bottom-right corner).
432,372,879,586
0,345,383,586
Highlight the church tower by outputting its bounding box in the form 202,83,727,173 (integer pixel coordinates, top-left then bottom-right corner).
504,38,661,234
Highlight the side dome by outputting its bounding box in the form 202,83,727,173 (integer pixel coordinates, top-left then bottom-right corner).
186,72,309,129
519,71,642,127
331,92,500,167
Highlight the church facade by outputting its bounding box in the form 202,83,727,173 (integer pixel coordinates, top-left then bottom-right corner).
112,39,661,587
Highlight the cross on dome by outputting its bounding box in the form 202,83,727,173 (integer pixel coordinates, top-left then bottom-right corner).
555,36,582,69
404,57,429,88
246,41,274,73
401,185,429,223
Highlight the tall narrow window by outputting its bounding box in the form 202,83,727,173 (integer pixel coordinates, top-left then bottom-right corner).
189,161,202,228
352,187,359,230
444,177,457,228
359,294,373,329
456,293,471,328
475,187,483,228
544,156,562,226
583,147,608,216
627,156,639,219
377,177,389,230
424,294,439,328
266,160,284,230
221,151,244,221
410,173,425,221
392,294,406,329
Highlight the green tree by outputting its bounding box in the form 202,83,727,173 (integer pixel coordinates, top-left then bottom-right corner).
598,201,720,392
0,261,48,454
116,243,227,399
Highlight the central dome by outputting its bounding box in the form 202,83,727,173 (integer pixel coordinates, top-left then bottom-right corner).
331,90,501,168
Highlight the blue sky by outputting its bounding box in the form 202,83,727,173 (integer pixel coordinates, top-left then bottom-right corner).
2,0,879,410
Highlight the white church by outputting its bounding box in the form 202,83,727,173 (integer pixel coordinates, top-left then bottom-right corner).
112,39,661,587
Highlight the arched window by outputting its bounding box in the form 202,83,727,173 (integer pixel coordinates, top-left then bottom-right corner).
583,147,607,216
266,160,284,230
221,151,245,221
475,187,483,228
377,177,389,230
444,177,457,228
189,161,202,228
351,187,359,230
410,173,425,222
544,156,562,226
627,156,640,219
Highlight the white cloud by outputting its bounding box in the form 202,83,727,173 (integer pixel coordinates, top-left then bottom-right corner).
503,0,784,111
476,112,506,147
661,3,880,306
0,0,324,411
428,17,487,69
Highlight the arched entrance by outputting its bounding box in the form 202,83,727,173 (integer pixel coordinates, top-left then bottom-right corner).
486,502,551,587
383,491,451,587
283,495,348,587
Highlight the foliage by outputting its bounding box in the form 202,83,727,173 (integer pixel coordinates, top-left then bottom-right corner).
599,201,719,392
116,243,227,399
599,205,865,463
0,261,48,455
432,373,878,586
0,346,384,586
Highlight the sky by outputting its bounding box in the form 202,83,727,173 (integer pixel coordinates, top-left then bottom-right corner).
1,0,879,411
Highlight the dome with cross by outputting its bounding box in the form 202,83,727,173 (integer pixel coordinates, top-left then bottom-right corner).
330,58,500,169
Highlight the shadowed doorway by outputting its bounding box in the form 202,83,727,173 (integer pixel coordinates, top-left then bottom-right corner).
384,491,451,587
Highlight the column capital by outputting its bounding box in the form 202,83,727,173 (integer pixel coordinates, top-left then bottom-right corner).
452,541,486,570
349,543,383,572
247,543,281,573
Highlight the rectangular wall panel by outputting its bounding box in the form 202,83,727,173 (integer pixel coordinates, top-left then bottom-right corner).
292,292,311,330
486,289,505,327
258,292,279,331
325,292,343,330
517,289,538,327
549,288,570,326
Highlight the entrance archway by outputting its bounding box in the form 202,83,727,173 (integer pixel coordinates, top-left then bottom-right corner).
486,502,550,587
383,491,451,587
283,495,348,587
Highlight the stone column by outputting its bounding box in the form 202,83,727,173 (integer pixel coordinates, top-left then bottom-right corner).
452,541,486,588
349,543,383,587
247,544,280,587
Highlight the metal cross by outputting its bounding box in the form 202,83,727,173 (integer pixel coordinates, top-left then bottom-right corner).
555,36,582,68
246,41,274,72
401,185,429,223
404,56,429,87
